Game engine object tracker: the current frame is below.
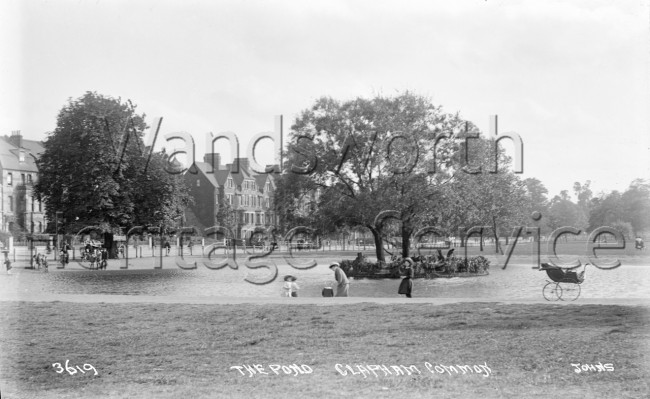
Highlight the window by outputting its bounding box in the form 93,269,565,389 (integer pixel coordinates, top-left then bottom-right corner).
27,174,32,184
266,182,270,192
38,222,42,233
21,174,25,184
9,196,13,211
31,197,34,212
227,178,233,188
196,179,200,187
7,173,12,186
38,201,42,212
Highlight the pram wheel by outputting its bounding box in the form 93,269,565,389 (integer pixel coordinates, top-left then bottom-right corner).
543,282,561,301
558,283,581,301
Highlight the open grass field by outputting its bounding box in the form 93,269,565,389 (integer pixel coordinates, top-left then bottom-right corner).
0,301,648,398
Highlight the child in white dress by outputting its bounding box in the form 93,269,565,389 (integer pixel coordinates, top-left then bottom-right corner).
283,275,293,297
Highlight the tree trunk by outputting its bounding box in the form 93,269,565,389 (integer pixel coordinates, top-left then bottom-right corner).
370,227,384,263
401,220,412,258
491,217,502,254
103,232,117,259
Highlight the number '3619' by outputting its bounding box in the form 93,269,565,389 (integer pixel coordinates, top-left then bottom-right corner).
52,360,98,376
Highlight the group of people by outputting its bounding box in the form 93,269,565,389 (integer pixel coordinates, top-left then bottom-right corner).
282,262,351,298
33,253,49,270
284,259,417,298
82,243,109,270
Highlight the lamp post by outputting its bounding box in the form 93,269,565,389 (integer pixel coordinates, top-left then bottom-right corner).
54,211,62,260
29,211,34,268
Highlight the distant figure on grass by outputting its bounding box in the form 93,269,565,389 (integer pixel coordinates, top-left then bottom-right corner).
100,248,108,269
164,241,171,256
329,262,350,297
398,258,414,298
283,275,294,297
291,277,300,297
635,237,645,250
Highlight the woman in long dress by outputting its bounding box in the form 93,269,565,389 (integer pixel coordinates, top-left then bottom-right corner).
398,258,414,298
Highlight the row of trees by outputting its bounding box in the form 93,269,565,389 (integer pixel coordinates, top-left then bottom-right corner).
273,92,650,260
537,179,650,240
32,91,648,261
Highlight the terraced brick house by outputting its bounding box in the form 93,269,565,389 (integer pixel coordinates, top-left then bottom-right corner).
0,131,46,236
184,153,277,240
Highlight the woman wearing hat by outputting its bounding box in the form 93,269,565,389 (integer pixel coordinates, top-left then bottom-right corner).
329,262,349,297
398,258,414,298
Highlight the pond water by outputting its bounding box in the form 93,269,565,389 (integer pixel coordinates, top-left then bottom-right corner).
1,255,649,300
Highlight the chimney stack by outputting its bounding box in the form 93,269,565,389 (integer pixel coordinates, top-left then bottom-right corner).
9,130,22,148
234,158,249,173
203,153,221,170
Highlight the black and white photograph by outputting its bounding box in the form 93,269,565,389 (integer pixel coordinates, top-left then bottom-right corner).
0,1,648,398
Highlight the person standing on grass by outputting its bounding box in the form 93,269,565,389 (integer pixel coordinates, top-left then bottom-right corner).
398,258,414,298
283,275,293,297
290,276,300,297
101,248,108,269
329,262,349,297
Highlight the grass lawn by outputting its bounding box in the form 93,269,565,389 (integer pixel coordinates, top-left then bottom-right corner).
0,302,648,399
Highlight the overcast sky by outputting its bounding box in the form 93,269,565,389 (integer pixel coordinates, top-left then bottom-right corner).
1,0,648,199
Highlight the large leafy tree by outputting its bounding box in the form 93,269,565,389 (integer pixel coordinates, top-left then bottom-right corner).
437,139,529,253
278,92,489,261
547,191,588,233
620,179,650,236
588,179,650,237
34,92,192,256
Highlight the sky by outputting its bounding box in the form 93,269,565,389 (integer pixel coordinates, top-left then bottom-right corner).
1,0,648,199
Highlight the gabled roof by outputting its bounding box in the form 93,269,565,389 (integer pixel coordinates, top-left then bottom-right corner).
228,163,251,186
192,162,221,188
0,137,42,172
188,156,277,190
253,173,272,192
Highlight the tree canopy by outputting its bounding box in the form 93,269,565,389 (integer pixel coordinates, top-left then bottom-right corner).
34,92,192,247
275,92,527,260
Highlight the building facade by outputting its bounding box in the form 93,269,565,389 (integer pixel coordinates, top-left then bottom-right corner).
0,131,46,235
184,153,277,240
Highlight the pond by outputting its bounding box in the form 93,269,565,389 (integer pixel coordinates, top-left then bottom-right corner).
1,253,648,300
